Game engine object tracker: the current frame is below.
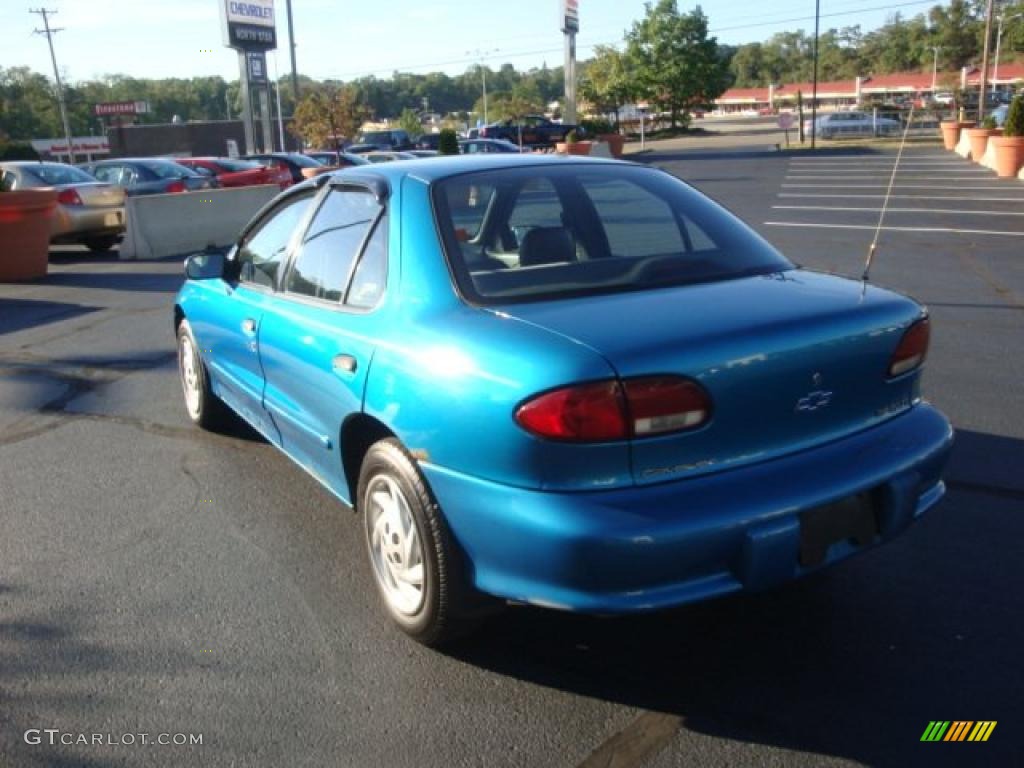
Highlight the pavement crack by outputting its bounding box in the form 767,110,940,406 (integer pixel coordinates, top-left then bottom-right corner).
576,711,683,768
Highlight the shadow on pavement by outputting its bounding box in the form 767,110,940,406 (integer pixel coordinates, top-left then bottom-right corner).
446,428,1022,767
39,272,183,294
0,298,100,336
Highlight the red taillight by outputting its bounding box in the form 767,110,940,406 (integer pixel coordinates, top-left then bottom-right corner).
515,376,711,442
57,188,82,205
888,318,930,377
166,180,186,194
516,381,627,442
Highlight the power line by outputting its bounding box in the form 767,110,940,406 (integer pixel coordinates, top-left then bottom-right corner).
30,7,76,163
328,0,938,80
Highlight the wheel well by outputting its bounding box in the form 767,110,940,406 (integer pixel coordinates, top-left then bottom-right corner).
341,413,395,509
174,305,184,334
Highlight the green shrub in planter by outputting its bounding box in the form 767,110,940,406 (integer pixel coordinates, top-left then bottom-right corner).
981,116,997,130
565,129,578,144
1005,95,1024,138
438,128,459,155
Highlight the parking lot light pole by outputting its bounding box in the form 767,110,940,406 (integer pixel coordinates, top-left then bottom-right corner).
466,48,498,125
993,13,1023,93
810,0,820,149
931,46,940,92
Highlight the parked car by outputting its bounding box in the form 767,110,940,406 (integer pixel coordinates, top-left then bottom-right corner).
242,152,326,185
305,151,370,167
363,151,419,163
459,138,522,154
174,156,952,645
348,129,414,153
175,157,291,189
0,161,125,251
990,104,1009,127
79,158,215,196
479,114,578,146
414,134,441,150
802,111,901,139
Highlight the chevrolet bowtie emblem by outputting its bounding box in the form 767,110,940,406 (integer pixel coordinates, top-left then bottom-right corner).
795,390,833,412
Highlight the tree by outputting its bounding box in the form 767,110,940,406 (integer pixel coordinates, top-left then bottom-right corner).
625,1,730,128
397,107,422,139
437,128,458,155
579,45,633,126
290,85,370,151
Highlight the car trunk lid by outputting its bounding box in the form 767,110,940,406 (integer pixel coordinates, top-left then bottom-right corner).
493,270,926,486
71,182,124,207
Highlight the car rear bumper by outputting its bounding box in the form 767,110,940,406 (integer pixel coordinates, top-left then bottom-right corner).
422,403,953,613
51,205,125,240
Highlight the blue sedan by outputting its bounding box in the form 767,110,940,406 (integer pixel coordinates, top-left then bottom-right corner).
174,155,952,644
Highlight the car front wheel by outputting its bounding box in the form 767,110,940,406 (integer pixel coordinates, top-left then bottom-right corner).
176,319,227,429
359,439,469,645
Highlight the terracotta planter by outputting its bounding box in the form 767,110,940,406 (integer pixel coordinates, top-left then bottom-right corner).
964,127,996,162
0,188,57,282
597,133,626,158
555,141,591,156
990,135,1024,178
940,120,974,151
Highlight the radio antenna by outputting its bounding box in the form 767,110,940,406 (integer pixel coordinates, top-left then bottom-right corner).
862,105,915,282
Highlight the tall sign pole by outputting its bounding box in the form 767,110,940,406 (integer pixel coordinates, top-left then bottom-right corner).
220,0,278,155
562,0,579,124
977,0,995,123
30,8,76,164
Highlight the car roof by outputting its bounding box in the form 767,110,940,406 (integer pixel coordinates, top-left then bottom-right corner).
90,157,185,164
298,153,628,189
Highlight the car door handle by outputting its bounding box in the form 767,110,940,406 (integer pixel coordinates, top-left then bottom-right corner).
332,354,357,374
241,318,257,335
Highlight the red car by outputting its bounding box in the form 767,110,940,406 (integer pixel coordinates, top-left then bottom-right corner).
175,157,291,189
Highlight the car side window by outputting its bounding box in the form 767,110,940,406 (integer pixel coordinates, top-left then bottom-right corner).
285,188,382,303
1,171,16,191
237,192,315,288
92,165,118,183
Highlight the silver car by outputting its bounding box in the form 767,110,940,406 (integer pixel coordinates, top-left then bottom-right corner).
0,161,126,252
802,111,902,140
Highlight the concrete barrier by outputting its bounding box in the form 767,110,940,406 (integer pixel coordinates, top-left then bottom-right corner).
119,184,281,260
979,139,998,171
954,130,972,159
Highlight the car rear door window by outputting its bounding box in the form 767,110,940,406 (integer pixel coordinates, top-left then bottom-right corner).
237,192,315,288
285,188,382,303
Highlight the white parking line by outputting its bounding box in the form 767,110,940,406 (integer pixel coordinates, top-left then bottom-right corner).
782,184,1017,190
778,193,1024,202
785,176,993,181
764,222,1024,236
773,205,1024,216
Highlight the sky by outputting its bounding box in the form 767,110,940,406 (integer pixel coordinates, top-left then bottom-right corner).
2,0,941,84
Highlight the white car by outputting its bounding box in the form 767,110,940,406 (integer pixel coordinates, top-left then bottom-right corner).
802,111,902,140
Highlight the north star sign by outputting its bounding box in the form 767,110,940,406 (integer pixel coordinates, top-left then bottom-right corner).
221,0,277,51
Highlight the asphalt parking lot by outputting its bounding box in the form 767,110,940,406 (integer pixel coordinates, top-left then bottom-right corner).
2,145,1022,768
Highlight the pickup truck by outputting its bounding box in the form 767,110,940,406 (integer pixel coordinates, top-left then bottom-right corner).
478,115,580,147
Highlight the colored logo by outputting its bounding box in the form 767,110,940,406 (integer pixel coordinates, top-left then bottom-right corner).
921,721,996,742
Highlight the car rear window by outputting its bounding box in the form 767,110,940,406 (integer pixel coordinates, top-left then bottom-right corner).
141,161,197,179
214,158,261,172
432,164,792,304
23,164,96,185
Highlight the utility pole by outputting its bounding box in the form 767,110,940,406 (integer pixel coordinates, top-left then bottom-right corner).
285,0,299,131
466,48,498,125
31,8,76,164
977,0,995,122
993,13,1023,93
810,0,820,149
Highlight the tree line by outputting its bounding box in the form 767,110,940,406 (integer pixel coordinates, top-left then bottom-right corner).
2,0,1021,145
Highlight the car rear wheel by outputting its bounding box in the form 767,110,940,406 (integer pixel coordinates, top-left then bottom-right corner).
84,235,119,252
176,319,227,430
359,439,473,645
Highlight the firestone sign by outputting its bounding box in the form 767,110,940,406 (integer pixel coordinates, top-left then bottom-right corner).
562,0,579,32
94,101,150,116
220,0,277,51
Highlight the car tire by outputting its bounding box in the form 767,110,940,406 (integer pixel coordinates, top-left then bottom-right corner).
358,438,478,645
176,319,228,430
84,235,119,252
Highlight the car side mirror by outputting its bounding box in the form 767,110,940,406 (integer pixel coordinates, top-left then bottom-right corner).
184,251,226,280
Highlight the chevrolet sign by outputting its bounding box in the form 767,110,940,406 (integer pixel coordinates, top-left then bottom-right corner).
220,0,277,51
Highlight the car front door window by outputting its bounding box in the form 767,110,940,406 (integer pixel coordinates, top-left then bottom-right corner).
236,192,315,289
